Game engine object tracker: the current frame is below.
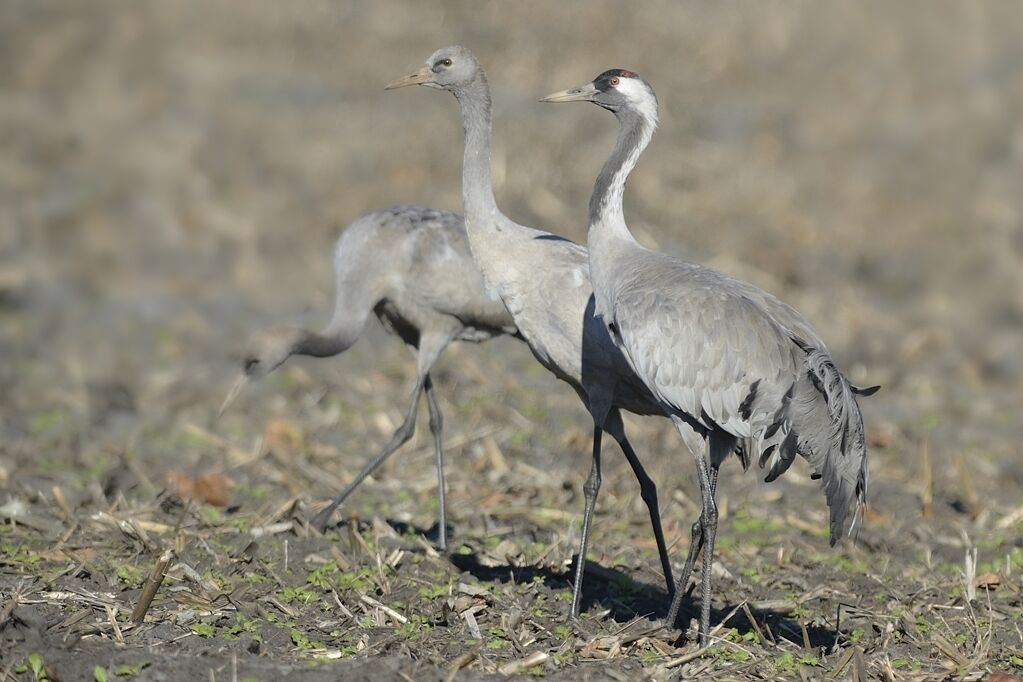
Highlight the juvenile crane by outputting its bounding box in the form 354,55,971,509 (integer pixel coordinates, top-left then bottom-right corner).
543,70,877,644
221,206,519,549
388,46,682,617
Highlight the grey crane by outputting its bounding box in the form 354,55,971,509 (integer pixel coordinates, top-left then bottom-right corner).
220,206,519,549
388,46,682,618
543,70,877,645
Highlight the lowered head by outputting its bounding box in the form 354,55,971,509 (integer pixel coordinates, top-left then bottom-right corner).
218,326,301,416
541,69,658,125
386,45,482,92
239,326,302,379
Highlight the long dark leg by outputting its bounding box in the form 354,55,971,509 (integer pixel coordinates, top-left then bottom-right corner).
568,424,603,619
311,377,425,532
423,373,447,551
609,418,674,598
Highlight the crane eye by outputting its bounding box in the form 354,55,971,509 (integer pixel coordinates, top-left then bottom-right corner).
610,76,620,86
441,58,453,67
244,357,259,372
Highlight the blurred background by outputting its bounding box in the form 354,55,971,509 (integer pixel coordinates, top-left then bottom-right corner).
2,1,1022,543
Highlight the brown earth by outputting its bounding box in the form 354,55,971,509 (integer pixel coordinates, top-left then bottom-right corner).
2,1,1023,680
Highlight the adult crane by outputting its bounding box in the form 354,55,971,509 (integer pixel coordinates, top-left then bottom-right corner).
542,69,877,645
220,206,519,549
388,47,680,618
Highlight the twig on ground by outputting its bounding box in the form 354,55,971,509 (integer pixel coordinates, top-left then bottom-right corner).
132,548,174,624
359,594,407,625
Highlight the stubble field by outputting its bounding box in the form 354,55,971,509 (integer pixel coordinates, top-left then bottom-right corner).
2,2,1023,679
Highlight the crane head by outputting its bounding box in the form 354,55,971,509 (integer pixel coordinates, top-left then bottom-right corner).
386,45,480,92
218,327,298,416
541,69,658,126
239,326,297,379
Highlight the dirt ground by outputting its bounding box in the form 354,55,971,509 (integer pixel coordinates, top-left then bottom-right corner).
2,2,1023,680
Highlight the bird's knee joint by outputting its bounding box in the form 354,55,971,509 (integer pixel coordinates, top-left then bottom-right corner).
397,420,417,442
428,412,443,433
639,480,658,504
583,476,602,499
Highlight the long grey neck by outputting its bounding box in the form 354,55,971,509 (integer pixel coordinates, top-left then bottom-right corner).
454,74,500,223
292,326,356,359
588,109,655,245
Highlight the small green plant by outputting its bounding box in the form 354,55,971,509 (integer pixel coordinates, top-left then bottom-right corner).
115,564,146,589
94,667,109,682
290,627,323,651
198,507,224,524
709,643,752,663
731,510,782,534
890,658,919,671
112,661,151,677
1,542,40,568
224,615,259,639
279,586,318,604
739,566,762,585
188,622,216,638
551,650,576,666
416,580,451,600
397,614,433,640
335,567,376,593
22,653,47,681
771,651,819,675
306,562,337,590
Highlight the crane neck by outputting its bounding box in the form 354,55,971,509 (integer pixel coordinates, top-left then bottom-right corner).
588,108,655,247
292,326,356,359
454,74,500,225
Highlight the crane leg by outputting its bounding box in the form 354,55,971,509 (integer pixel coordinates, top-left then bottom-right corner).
666,421,720,646
568,424,603,620
610,424,675,599
671,465,719,604
423,373,447,551
691,443,718,646
310,377,425,532
311,331,452,536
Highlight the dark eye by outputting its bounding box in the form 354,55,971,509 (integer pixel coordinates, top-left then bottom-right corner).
610,76,620,86
440,58,453,67
244,356,259,372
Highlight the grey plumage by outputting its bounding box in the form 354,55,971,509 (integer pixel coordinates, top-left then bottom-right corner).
544,69,874,645
388,47,679,617
223,206,517,550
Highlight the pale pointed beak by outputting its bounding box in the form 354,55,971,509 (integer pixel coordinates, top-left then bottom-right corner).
218,373,250,418
540,82,599,103
386,65,435,90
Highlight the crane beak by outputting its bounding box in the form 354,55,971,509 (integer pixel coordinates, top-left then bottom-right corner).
217,373,250,418
386,65,436,90
540,82,599,103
